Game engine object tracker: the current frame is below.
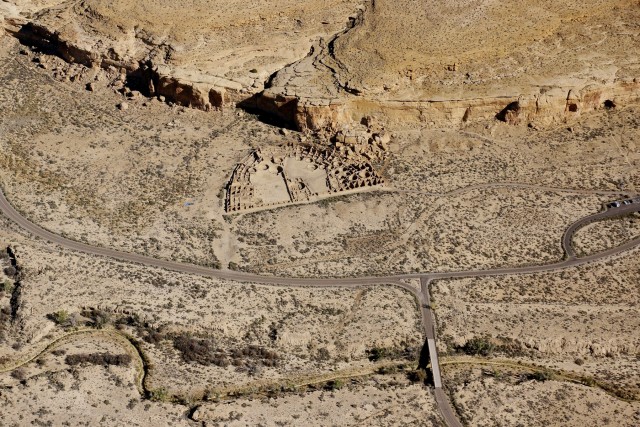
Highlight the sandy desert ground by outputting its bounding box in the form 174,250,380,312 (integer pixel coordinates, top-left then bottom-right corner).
1,39,638,279
433,245,640,409
0,215,436,424
447,366,640,427
1,0,640,426
573,212,640,256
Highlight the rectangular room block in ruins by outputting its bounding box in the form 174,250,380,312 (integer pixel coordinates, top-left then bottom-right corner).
225,143,384,212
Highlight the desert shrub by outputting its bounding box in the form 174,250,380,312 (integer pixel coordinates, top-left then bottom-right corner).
48,310,69,326
527,369,555,382
3,266,17,277
230,345,278,366
367,344,419,363
115,314,142,328
173,334,215,363
581,376,597,387
173,334,279,369
142,329,166,344
325,379,344,390
149,388,168,402
459,336,495,356
367,347,387,362
408,369,428,383
0,306,10,322
65,352,132,367
82,309,111,329
493,336,529,357
313,347,330,362
10,368,27,381
2,279,13,294
378,364,406,375
574,357,585,366
132,323,166,344
172,334,229,367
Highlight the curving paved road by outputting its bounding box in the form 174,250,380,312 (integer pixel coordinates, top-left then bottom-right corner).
561,203,640,259
3,187,638,286
1,185,639,427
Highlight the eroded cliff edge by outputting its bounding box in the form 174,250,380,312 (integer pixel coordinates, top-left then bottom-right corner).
258,0,640,131
3,0,640,131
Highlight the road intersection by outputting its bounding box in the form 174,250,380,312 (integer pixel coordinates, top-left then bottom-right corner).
0,186,638,427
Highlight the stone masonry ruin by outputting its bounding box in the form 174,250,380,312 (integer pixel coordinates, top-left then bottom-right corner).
225,143,385,212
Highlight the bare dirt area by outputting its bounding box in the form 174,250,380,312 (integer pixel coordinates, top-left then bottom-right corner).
262,0,640,130
2,2,640,425
193,372,445,426
432,247,640,399
7,0,365,107
229,190,430,276
1,334,191,426
230,188,614,277
390,108,640,194
0,38,273,268
445,366,640,427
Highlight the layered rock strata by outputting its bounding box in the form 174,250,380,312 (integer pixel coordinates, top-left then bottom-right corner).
4,0,640,130
259,0,640,130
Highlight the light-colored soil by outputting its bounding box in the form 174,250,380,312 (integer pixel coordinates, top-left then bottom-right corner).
1,5,640,425
333,0,640,98
194,373,445,426
231,188,613,276
0,333,190,426
23,0,364,93
260,0,640,131
0,225,423,400
432,246,640,394
1,41,639,279
573,213,640,256
447,366,640,427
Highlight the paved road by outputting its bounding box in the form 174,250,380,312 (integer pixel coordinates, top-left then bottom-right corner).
561,203,640,259
0,189,410,286
424,203,640,282
435,388,463,427
421,277,463,427
1,185,639,427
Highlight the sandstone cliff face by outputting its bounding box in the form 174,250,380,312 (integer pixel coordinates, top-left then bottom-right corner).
258,0,640,131
5,0,640,131
259,62,640,132
5,0,366,112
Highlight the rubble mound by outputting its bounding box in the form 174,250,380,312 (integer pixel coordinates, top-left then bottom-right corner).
226,140,385,213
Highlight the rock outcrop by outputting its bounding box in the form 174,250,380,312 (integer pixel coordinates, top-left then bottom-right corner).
5,0,366,111
259,0,640,131
6,0,640,131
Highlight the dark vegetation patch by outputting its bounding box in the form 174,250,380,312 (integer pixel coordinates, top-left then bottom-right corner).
65,352,132,367
81,309,111,329
172,333,279,371
455,335,532,358
366,344,420,362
